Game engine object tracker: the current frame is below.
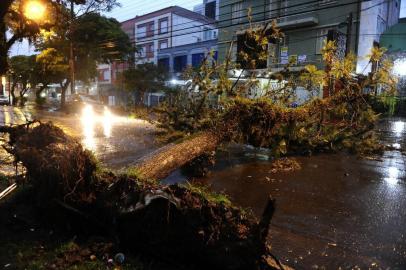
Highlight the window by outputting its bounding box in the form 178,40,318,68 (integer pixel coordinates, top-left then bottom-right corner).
159,39,168,50
205,1,216,19
139,43,154,58
137,25,147,39
316,28,329,54
137,22,154,39
231,2,243,24
138,46,146,57
146,43,154,58
158,58,170,71
173,55,187,72
203,28,212,41
192,53,205,67
203,29,217,40
146,22,154,37
159,18,168,34
98,69,110,82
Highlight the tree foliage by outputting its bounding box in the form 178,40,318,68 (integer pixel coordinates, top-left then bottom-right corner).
0,0,55,74
32,48,69,102
123,63,169,104
35,10,133,106
8,55,36,105
0,0,120,75
156,23,397,157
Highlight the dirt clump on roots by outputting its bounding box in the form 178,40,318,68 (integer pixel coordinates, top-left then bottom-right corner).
7,122,97,203
0,122,281,270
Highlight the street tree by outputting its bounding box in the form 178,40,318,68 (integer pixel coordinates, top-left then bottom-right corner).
36,11,133,107
8,54,36,106
32,48,69,104
0,0,119,75
123,63,169,105
1,0,51,75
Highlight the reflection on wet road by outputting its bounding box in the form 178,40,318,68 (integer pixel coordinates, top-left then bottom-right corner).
0,106,33,175
75,105,157,168
0,105,157,172
165,118,406,269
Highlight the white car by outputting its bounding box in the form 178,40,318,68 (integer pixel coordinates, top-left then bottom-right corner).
0,95,9,105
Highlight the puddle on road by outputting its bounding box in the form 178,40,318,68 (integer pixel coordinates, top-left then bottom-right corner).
164,118,406,269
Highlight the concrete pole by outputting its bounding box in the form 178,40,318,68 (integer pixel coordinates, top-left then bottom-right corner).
345,12,353,56
69,0,75,95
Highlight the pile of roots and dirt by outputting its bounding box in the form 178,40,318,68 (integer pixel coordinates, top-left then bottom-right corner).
8,122,98,203
0,122,279,270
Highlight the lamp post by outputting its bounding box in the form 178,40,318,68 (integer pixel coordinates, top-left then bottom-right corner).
8,71,13,105
24,1,46,21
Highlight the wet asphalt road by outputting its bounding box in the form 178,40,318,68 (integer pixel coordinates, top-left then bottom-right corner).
0,105,158,174
1,105,406,269
165,118,406,269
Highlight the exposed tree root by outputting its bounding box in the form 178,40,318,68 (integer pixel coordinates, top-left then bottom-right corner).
0,122,281,270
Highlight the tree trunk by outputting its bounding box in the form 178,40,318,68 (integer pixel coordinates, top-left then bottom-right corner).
0,21,8,75
0,0,17,75
19,87,28,106
10,82,16,106
133,131,223,180
60,79,70,108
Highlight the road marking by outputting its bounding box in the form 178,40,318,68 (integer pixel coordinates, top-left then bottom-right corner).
13,107,26,124
0,107,4,125
3,107,10,126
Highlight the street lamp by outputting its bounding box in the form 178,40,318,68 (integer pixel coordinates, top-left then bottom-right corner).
24,0,46,21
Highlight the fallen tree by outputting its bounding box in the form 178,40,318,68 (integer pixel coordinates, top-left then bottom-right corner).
134,131,222,180
134,91,383,180
142,40,395,180
0,122,283,270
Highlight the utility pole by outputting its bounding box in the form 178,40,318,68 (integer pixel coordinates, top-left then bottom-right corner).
69,0,75,95
345,12,353,56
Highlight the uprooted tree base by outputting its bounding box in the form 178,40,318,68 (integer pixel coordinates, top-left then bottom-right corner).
0,122,282,270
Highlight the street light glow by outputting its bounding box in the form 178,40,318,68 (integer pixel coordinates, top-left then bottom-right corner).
393,58,406,76
24,1,46,21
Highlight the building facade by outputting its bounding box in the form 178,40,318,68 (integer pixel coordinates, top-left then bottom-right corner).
133,6,217,66
96,5,219,106
218,0,400,74
194,0,220,20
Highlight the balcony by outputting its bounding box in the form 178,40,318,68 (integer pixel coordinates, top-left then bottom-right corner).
276,14,318,29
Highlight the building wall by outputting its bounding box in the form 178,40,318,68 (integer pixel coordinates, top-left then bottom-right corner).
357,0,401,73
135,12,172,65
97,5,218,100
97,64,112,85
218,0,399,72
134,11,216,65
174,14,217,46
158,39,218,77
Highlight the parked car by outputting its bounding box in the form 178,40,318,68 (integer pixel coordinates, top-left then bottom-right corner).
0,95,9,105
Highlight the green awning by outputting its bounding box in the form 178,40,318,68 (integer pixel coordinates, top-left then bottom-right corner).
380,20,406,52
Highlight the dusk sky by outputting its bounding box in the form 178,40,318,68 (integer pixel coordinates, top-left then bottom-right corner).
107,0,202,22
10,0,202,55
9,0,406,56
